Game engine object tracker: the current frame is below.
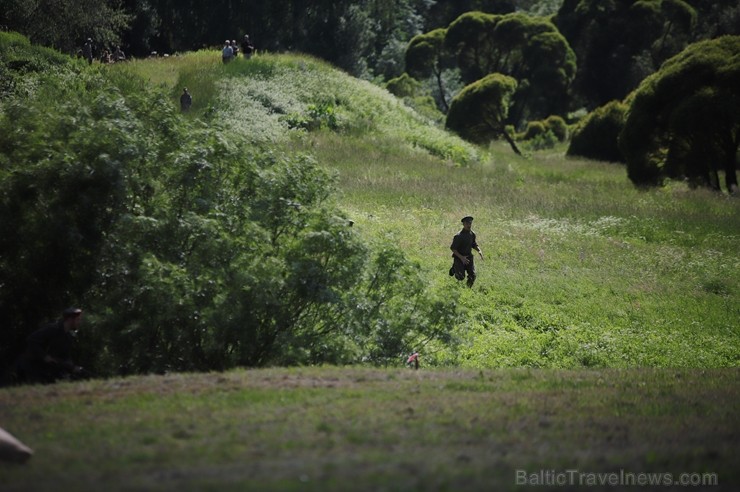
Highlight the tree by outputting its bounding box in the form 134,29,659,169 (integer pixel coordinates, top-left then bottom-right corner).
422,0,515,31
619,36,739,192
444,11,576,125
0,0,131,54
445,72,521,154
553,0,697,109
688,0,740,40
567,100,628,163
405,28,454,111
120,0,160,57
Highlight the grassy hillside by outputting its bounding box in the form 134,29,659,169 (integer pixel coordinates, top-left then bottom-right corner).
118,50,739,368
1,47,738,492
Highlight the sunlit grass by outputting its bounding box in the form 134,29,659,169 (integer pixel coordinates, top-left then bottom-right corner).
294,132,739,367
110,51,739,368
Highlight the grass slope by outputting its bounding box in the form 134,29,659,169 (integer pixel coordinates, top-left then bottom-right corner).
1,367,737,491
113,51,740,368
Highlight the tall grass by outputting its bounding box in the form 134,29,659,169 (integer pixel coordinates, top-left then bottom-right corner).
292,132,739,367
134,51,483,163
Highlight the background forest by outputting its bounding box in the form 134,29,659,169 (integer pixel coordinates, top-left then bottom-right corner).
3,0,739,103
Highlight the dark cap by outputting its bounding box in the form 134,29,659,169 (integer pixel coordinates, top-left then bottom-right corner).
62,307,83,318
461,216,474,223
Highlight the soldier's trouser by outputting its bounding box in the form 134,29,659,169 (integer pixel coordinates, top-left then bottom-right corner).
15,355,70,384
453,256,476,287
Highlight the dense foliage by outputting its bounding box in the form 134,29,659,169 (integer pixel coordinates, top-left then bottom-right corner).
567,100,628,163
0,35,460,379
0,0,132,54
444,11,576,125
553,0,740,109
0,30,74,95
619,36,739,192
445,73,517,145
405,28,454,112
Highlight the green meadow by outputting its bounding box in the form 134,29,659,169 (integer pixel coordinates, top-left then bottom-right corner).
147,50,739,369
1,50,738,490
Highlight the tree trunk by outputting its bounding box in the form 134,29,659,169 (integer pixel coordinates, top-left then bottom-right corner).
435,67,449,113
500,129,523,156
725,153,738,195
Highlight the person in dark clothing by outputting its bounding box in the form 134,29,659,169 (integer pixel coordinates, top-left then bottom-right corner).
112,46,126,62
82,38,94,65
241,34,254,59
450,216,483,287
16,308,85,384
180,87,192,112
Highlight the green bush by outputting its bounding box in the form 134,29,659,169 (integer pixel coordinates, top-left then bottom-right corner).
544,115,568,141
0,32,75,97
446,73,518,145
619,36,740,192
522,120,548,140
385,72,421,99
526,129,558,151
519,116,568,145
0,62,459,377
567,100,628,163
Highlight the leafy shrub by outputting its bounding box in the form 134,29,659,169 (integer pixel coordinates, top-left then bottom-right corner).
446,72,518,145
0,62,459,377
0,31,75,97
385,72,421,98
544,115,568,142
285,101,340,131
619,36,740,192
526,129,558,151
522,120,548,140
567,100,628,163
519,116,567,146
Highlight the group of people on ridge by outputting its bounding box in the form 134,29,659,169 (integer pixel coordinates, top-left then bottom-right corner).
79,38,126,65
222,34,254,63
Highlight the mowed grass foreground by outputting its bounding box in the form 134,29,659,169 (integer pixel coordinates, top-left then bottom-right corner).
1,367,738,491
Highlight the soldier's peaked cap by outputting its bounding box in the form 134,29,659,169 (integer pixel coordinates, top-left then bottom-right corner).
63,307,83,318
461,216,474,223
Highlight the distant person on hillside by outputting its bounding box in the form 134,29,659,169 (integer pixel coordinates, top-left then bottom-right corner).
449,216,483,287
15,308,87,384
231,40,239,58
241,34,254,59
82,38,93,65
180,88,192,112
222,40,234,63
113,46,126,62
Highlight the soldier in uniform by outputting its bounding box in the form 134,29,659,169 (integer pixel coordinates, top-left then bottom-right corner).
180,87,192,112
449,216,483,287
15,308,85,384
241,34,254,59
82,38,94,65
